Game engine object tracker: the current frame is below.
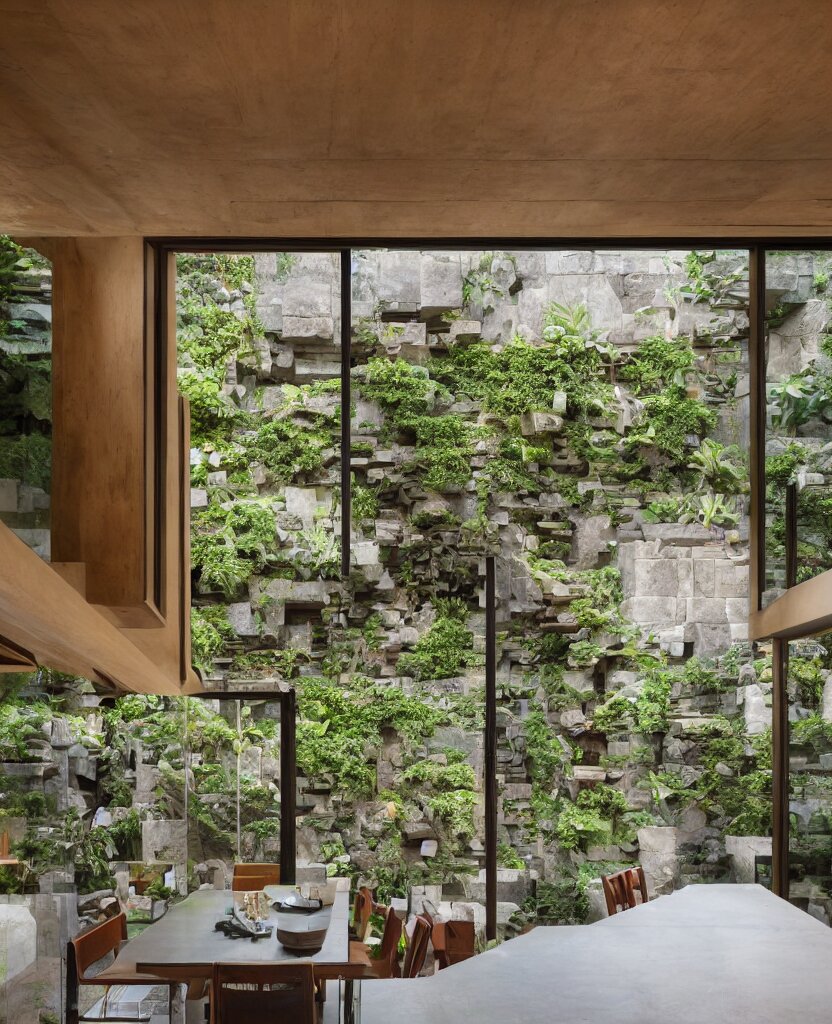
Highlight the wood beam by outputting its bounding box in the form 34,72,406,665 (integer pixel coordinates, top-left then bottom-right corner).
49,237,161,627
0,523,181,694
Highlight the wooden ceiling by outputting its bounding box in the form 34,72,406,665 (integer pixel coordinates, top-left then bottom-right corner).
1,0,832,238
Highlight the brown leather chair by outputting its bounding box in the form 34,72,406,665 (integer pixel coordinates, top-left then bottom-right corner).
231,862,280,891
402,916,432,978
211,962,315,1024
602,865,649,915
67,911,177,1023
349,904,403,979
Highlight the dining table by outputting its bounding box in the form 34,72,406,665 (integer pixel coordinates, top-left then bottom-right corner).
109,883,362,1019
357,884,832,1024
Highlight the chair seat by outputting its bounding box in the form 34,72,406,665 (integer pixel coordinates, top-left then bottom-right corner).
349,940,395,978
92,963,173,985
348,940,373,967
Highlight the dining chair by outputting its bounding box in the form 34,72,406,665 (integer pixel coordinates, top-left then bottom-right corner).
211,962,316,1024
231,862,281,891
601,865,649,915
349,903,403,979
350,885,374,940
66,911,176,1023
401,915,432,978
430,918,475,969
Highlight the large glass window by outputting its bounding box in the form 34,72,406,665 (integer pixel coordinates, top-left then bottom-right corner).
177,251,342,686
0,239,52,559
763,251,832,605
787,635,832,924
345,247,758,930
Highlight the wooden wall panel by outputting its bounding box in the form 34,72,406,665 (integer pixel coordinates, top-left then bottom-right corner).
122,250,198,689
50,237,160,626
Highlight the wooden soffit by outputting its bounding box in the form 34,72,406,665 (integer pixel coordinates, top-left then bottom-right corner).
1,1,832,239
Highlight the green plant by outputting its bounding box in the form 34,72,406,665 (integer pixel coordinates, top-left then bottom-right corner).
398,602,481,681
191,606,235,667
143,877,175,901
687,439,746,493
636,389,716,462
619,336,694,393
768,374,829,432
352,482,380,521
680,493,739,530
497,842,525,869
525,877,589,925
635,671,672,733
642,497,684,523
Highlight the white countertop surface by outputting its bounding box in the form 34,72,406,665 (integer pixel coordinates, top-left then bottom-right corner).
358,885,832,1023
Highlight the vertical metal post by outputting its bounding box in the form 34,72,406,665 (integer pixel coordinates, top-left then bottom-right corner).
785,482,797,590
280,689,297,885
771,637,790,898
340,249,352,578
748,246,766,613
183,696,190,866
485,556,497,941
235,700,242,860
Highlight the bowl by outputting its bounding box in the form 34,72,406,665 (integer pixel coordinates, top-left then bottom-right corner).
276,923,328,954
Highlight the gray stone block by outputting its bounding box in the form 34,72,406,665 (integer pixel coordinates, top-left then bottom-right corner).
142,819,187,863
420,253,463,314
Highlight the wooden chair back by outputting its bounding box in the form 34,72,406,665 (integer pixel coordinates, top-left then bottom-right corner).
211,962,315,1024
431,919,475,969
231,862,280,891
402,916,431,978
602,866,648,915
352,885,374,940
377,905,404,978
70,911,127,979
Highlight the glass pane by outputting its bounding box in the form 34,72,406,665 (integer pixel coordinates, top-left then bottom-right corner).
186,697,282,879
0,239,52,559
346,247,758,943
763,250,832,605
348,249,487,929
788,634,832,924
177,251,342,686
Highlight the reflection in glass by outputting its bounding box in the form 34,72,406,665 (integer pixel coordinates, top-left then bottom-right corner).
763,251,832,606
788,634,832,924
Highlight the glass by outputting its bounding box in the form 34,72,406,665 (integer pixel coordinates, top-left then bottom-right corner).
176,251,342,688
763,250,832,606
0,241,52,559
787,634,832,924
185,696,283,879
348,247,758,930
349,249,487,924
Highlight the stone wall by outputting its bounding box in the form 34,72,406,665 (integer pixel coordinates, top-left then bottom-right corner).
182,247,786,925
5,248,832,1019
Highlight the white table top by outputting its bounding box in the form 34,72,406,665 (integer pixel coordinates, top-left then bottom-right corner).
359,885,832,1024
